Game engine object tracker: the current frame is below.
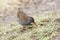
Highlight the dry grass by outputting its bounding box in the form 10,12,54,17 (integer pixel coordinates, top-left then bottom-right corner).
0,12,60,40
0,0,60,40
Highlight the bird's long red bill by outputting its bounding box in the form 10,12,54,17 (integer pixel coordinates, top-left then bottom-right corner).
31,22,37,27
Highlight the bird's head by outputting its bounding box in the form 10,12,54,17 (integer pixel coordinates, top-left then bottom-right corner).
28,17,34,22
28,17,37,27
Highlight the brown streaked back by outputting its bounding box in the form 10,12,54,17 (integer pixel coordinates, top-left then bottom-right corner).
17,9,29,21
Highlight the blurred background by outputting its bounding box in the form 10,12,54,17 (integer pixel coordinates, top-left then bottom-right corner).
0,0,60,40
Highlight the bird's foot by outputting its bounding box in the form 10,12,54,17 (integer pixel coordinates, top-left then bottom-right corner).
20,26,26,32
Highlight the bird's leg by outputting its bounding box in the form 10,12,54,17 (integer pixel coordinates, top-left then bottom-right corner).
20,26,26,32
31,22,37,27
